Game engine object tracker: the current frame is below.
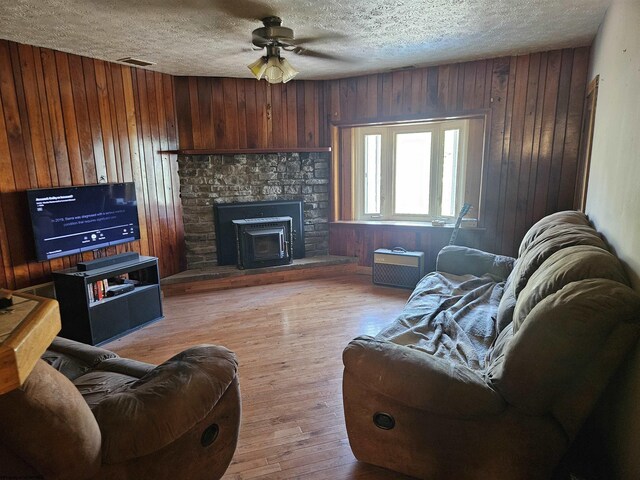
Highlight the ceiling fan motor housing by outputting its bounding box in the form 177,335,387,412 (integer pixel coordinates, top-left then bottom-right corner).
252,16,294,47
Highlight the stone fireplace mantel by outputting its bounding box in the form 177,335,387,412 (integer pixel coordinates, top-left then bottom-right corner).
161,147,331,155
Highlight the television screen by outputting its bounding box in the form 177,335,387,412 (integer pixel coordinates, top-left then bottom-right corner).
27,183,141,261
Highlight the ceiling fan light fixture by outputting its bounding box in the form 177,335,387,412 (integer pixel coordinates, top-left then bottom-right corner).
277,57,298,83
248,57,268,79
248,55,298,84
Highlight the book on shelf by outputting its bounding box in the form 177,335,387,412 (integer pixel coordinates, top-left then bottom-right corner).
88,274,137,303
90,279,109,302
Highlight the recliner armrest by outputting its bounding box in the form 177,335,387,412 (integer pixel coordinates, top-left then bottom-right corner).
436,245,515,281
43,336,119,381
0,360,102,479
91,345,239,464
343,336,505,418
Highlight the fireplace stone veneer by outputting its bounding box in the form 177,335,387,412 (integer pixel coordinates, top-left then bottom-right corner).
178,152,329,270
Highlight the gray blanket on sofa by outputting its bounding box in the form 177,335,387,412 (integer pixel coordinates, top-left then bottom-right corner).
377,272,504,370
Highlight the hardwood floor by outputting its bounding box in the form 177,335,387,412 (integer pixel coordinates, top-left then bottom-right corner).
103,274,416,479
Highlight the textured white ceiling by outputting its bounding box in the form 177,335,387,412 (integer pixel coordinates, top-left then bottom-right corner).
0,0,610,80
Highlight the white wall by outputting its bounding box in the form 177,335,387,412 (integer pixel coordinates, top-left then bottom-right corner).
587,0,640,289
587,0,640,478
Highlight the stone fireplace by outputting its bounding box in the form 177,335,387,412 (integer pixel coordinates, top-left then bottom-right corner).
177,152,329,270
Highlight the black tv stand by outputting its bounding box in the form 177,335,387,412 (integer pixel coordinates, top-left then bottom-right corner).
53,255,163,345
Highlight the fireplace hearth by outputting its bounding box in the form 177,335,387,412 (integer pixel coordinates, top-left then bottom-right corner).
233,217,293,269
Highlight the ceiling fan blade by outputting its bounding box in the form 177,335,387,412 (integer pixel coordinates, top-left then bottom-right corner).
275,38,296,47
252,31,270,44
242,45,263,53
292,33,346,45
292,47,344,61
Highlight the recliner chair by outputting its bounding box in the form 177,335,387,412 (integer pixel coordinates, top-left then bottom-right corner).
0,336,241,480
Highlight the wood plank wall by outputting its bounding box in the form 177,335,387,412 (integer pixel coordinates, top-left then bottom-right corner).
326,47,590,260
174,77,326,149
0,40,591,287
330,223,485,272
0,40,184,290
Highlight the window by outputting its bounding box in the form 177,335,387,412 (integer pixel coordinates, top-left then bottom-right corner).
354,119,469,221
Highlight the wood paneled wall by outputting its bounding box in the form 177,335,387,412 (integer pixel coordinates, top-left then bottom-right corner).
327,47,590,258
174,77,327,149
0,39,590,287
330,222,485,271
0,40,184,290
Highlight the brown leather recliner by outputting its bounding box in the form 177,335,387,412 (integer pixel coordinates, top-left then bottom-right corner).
0,336,241,480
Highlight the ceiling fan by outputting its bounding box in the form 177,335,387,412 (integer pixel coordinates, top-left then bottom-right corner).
247,16,340,84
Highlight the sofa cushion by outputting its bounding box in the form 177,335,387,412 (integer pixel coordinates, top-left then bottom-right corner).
513,245,629,330
436,245,515,280
72,357,155,409
377,272,503,370
495,273,517,332
518,210,590,257
344,336,506,418
497,220,607,332
74,371,139,409
490,279,640,414
486,322,514,368
510,224,607,297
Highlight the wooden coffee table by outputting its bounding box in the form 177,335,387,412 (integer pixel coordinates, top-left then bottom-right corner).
0,290,60,395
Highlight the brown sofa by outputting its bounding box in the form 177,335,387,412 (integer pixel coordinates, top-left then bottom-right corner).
0,336,241,480
343,211,640,479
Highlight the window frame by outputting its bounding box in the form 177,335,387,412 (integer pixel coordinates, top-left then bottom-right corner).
353,119,469,222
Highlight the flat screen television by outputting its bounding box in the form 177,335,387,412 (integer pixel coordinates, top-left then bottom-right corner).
27,182,141,261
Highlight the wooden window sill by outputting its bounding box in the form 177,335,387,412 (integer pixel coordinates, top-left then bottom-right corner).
331,220,484,231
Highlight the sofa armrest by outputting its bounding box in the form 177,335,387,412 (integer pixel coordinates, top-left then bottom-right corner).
343,336,505,418
91,345,239,464
436,245,515,280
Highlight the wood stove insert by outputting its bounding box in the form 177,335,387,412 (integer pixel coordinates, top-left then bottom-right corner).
214,200,304,266
233,217,293,269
